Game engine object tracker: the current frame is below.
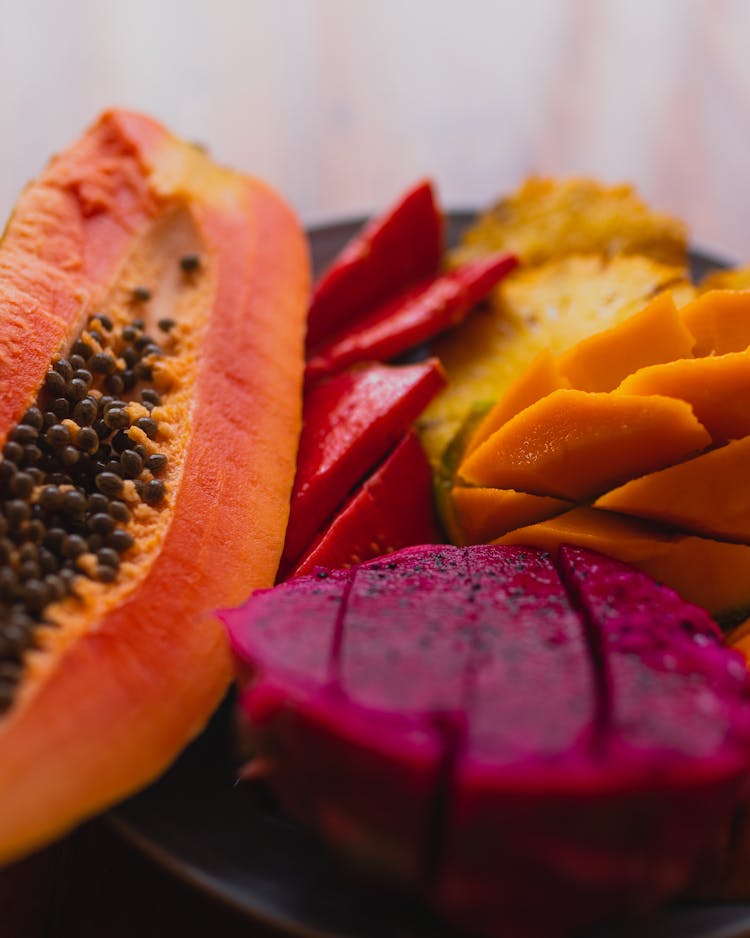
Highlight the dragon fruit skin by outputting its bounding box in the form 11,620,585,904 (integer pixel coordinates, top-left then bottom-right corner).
224,544,750,938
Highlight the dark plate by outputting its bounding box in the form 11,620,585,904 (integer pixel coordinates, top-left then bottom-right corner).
110,215,750,938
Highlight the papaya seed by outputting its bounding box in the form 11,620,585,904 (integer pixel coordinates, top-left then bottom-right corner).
95,472,123,498
146,453,167,474
106,529,134,553
0,308,181,706
179,253,200,274
143,480,165,505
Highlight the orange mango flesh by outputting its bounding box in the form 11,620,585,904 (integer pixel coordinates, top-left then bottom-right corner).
616,351,750,444
464,350,570,458
458,389,711,501
680,290,750,355
556,291,695,391
595,437,750,543
0,111,309,864
450,486,572,545
445,249,750,619
495,508,750,620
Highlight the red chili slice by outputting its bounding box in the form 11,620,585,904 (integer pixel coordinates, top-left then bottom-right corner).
306,252,518,383
291,431,441,577
280,360,446,575
306,180,442,349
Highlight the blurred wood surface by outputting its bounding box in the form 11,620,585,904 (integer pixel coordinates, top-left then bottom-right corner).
0,0,749,257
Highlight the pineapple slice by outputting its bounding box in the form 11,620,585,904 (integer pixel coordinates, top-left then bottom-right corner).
453,177,687,268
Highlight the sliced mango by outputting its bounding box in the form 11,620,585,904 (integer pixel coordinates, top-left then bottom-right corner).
464,350,570,457
595,436,750,542
495,507,750,621
617,351,750,444
556,292,695,392
458,389,711,500
450,487,572,546
680,290,750,356
419,254,693,466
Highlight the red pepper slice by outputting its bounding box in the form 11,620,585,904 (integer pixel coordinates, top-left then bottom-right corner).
291,431,441,577
306,180,442,349
306,252,518,383
280,359,446,575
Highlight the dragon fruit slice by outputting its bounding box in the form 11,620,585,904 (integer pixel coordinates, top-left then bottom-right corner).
223,544,750,938
436,547,750,938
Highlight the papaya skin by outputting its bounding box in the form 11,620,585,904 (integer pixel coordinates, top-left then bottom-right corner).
0,110,309,864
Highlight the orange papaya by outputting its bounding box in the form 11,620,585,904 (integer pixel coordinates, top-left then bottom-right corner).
0,110,309,864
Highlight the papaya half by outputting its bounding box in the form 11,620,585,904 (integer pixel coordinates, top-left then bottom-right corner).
0,110,309,863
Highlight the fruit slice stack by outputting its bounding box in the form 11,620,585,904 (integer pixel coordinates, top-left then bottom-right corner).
449,287,750,623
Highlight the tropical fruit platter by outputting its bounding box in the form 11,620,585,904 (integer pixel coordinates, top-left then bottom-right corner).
5,111,750,937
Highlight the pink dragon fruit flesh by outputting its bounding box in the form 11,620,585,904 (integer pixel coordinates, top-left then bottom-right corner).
220,544,750,938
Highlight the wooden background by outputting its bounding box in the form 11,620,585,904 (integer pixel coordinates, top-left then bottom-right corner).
1,0,750,259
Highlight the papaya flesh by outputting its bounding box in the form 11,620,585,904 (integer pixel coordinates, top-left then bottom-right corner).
0,110,309,864
223,544,750,938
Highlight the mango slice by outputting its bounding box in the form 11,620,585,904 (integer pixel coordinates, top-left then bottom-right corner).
594,436,750,542
681,290,750,355
556,292,695,392
450,487,572,545
496,508,750,620
419,254,693,466
465,350,570,458
617,351,750,444
458,390,711,500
